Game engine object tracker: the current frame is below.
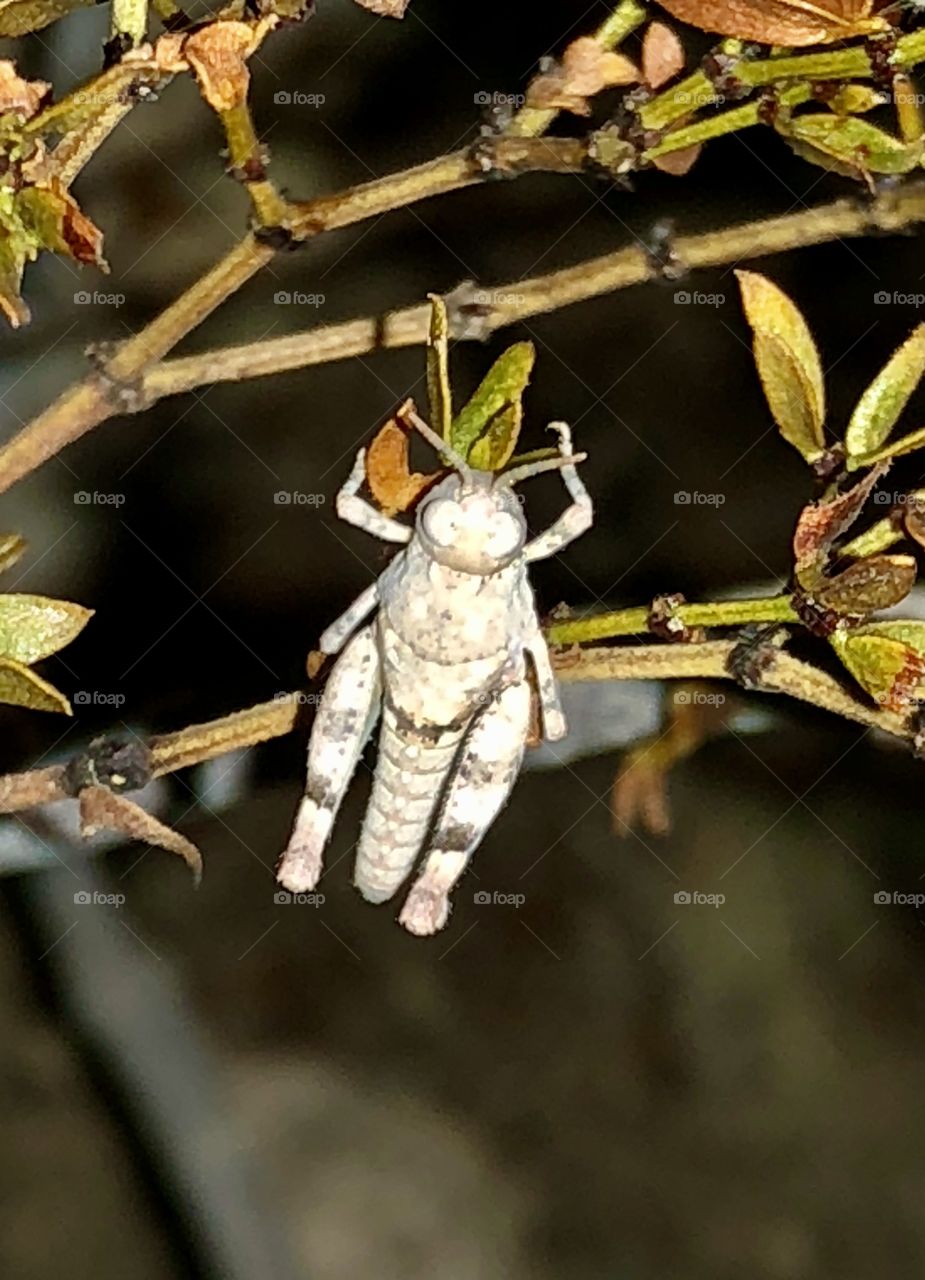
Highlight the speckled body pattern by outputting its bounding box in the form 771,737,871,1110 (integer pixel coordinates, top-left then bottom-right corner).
277,422,592,935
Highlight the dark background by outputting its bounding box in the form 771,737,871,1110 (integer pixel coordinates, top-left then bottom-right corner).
3,2,925,1276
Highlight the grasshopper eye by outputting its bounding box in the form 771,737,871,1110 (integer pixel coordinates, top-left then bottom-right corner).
421,499,459,546
485,511,522,559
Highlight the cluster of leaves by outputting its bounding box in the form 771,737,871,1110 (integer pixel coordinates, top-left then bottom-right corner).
0,534,92,712
365,296,537,513
738,269,925,711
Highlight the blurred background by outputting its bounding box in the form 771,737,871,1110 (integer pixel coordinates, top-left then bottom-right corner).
3,1,925,1276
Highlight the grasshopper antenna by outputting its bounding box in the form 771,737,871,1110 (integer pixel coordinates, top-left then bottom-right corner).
399,403,474,485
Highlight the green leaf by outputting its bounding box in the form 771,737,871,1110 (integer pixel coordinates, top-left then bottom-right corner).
0,0,94,36
0,593,93,664
831,624,925,710
0,533,26,574
780,115,922,176
450,341,535,470
0,656,71,713
426,294,452,442
736,270,825,462
845,324,925,462
849,423,925,470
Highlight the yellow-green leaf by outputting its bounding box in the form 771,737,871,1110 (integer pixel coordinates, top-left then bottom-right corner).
736,270,825,462
830,631,921,708
0,0,93,37
0,533,26,574
840,517,903,559
469,400,522,472
450,341,535,468
426,294,452,442
0,656,71,713
845,324,925,462
826,84,886,116
848,620,925,653
780,115,922,176
0,593,93,664
849,423,925,470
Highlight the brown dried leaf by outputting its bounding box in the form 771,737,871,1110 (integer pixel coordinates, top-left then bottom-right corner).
17,182,106,267
656,0,886,47
0,60,50,117
527,36,638,117
306,651,329,681
367,406,439,517
184,17,277,112
652,140,702,174
79,785,203,884
642,21,685,90
353,0,409,14
816,554,916,616
792,465,887,589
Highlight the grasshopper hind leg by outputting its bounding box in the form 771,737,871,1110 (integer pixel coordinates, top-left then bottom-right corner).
399,677,531,936
277,625,381,893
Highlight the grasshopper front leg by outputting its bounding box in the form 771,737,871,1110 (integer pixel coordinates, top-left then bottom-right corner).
399,677,531,936
277,624,381,893
524,422,593,563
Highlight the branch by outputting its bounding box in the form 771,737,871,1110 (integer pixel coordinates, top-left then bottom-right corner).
0,637,912,818
0,136,592,498
136,179,925,406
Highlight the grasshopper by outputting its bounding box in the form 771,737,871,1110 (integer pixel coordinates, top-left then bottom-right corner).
277,410,592,935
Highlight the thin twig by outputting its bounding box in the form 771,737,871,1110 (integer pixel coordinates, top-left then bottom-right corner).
0,639,911,817
136,180,925,407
